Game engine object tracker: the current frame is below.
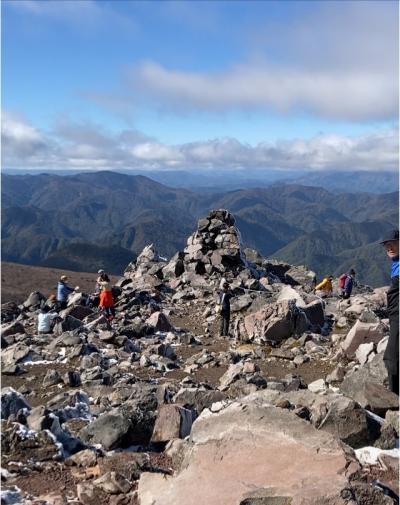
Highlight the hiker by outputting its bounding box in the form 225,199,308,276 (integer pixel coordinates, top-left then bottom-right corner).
57,275,78,310
98,273,115,320
85,269,107,308
314,276,333,298
218,282,233,337
339,269,356,299
95,269,107,294
380,230,399,395
37,306,60,334
43,294,57,311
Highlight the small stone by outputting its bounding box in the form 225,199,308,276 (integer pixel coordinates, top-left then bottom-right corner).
94,471,131,494
308,379,327,394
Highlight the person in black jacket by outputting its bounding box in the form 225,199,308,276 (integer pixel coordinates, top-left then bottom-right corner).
219,282,233,337
380,229,399,395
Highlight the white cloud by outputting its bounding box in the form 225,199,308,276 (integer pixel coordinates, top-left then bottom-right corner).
2,113,398,172
132,60,396,122
1,112,50,158
8,0,136,32
128,2,398,122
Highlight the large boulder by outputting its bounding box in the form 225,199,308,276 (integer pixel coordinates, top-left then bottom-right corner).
244,389,379,449
1,343,33,368
145,312,174,333
79,411,133,450
172,388,226,414
341,320,387,358
0,321,25,338
244,299,308,343
341,380,398,417
138,400,359,505
53,315,83,335
151,404,193,443
22,291,46,310
303,299,325,327
1,387,31,420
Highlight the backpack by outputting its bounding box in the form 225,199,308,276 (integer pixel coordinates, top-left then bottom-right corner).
338,274,347,289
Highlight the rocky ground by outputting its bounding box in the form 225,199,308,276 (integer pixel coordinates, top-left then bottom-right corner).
1,209,399,505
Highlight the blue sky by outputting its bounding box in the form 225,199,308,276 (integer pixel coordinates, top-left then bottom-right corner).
2,0,398,171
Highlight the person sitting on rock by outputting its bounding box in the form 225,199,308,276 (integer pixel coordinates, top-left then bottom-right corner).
314,276,333,298
342,269,356,299
43,294,57,311
219,282,234,337
380,229,399,395
37,306,60,335
98,273,115,321
57,275,78,310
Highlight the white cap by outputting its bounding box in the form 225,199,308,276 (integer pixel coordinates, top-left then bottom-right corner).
98,269,105,274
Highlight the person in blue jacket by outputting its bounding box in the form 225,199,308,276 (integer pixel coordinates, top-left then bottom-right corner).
342,269,356,299
57,275,77,310
380,229,399,395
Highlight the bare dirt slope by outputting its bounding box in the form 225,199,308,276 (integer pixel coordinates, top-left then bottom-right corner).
1,262,120,304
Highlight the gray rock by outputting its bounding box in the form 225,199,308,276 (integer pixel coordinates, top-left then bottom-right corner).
1,387,31,419
230,294,253,312
66,448,97,467
60,305,93,321
303,300,325,327
43,369,63,387
244,300,308,344
23,291,45,309
145,311,174,332
173,388,226,414
63,371,81,387
0,321,25,338
341,379,398,416
93,471,131,494
341,320,386,358
79,411,133,450
151,404,193,443
218,362,244,391
53,316,83,336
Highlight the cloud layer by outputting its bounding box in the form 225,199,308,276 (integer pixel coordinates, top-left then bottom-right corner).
127,2,398,122
133,62,396,122
3,112,398,172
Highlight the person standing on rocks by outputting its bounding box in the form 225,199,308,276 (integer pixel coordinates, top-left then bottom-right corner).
380,229,399,395
341,269,356,299
57,275,78,310
219,282,233,337
95,269,107,293
98,273,115,321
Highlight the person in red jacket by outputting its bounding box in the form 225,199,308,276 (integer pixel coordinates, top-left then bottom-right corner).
98,273,115,321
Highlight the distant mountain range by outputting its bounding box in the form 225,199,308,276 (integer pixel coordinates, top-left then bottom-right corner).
2,171,398,286
4,168,398,194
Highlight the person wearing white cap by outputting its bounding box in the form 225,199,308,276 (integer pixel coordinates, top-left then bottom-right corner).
57,275,78,310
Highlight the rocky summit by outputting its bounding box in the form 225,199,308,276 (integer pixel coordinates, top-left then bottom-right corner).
1,209,399,505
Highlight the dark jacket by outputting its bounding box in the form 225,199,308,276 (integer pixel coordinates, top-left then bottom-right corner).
387,275,399,317
384,274,399,368
219,291,233,311
344,275,354,295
